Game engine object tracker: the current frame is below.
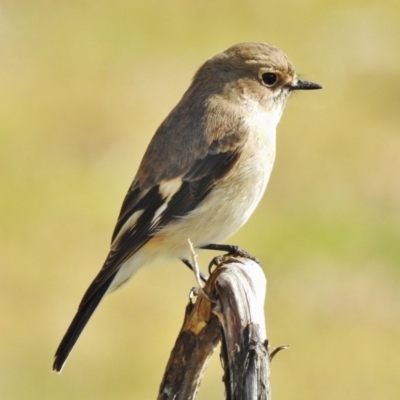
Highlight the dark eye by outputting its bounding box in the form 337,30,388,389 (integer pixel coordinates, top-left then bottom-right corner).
261,72,278,87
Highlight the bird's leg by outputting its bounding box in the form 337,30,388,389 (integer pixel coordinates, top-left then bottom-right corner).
181,258,208,283
200,243,260,273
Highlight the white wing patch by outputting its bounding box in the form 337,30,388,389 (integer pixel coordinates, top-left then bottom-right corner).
111,177,183,248
111,210,144,249
159,177,183,200
152,177,183,226
152,202,168,224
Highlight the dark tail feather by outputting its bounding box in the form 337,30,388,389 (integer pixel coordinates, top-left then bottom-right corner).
53,274,115,372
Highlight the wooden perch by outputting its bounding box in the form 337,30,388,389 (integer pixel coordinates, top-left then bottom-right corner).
158,253,271,400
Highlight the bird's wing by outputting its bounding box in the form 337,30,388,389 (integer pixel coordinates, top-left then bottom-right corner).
76,93,250,306
79,135,244,309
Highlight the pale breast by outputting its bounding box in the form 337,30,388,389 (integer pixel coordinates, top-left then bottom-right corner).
154,105,279,258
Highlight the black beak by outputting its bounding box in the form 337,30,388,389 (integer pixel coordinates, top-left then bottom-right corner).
290,79,323,91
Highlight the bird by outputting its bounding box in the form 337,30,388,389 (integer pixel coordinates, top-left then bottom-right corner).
53,42,322,372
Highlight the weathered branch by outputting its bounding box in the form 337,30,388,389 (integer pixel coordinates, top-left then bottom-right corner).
214,256,269,400
158,254,270,400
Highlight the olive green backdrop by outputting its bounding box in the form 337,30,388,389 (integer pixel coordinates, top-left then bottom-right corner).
1,1,399,399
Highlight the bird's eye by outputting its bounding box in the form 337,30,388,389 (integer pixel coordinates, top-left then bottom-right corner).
261,72,278,87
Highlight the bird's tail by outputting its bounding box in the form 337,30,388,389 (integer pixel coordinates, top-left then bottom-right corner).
52,274,115,372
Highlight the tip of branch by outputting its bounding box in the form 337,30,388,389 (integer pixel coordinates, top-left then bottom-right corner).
269,345,290,361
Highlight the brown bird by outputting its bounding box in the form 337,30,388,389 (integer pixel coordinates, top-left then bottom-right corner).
53,42,322,372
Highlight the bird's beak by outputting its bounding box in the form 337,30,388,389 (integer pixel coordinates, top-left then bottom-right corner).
290,79,323,91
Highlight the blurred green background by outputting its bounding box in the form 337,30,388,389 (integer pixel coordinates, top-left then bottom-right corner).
1,0,399,399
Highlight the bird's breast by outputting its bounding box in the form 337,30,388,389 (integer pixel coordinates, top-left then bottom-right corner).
219,116,276,224
147,106,280,259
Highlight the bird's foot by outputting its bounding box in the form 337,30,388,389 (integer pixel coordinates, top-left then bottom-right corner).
200,243,259,274
181,258,208,283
